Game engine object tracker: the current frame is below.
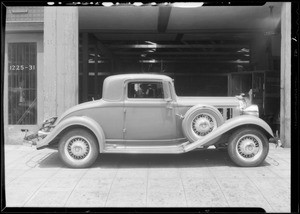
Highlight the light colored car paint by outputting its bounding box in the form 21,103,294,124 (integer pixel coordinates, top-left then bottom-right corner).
36,74,274,153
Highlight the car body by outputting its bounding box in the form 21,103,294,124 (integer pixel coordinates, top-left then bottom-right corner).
25,74,277,168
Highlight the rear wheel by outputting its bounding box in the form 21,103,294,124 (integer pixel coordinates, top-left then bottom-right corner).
227,128,269,167
58,128,99,168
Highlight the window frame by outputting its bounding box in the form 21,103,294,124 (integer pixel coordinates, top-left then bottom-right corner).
7,42,38,125
125,80,165,101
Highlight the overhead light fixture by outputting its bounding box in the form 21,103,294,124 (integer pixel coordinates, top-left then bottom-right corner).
149,59,157,63
234,59,250,64
139,59,157,63
145,41,157,49
237,48,250,53
146,49,156,53
265,5,277,36
133,2,143,6
145,41,157,45
172,2,204,8
102,2,113,7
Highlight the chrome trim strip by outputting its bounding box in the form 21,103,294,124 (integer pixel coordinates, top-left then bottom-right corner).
106,138,186,143
104,142,189,154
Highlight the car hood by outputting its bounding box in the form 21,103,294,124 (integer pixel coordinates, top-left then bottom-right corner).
55,100,104,125
176,96,240,108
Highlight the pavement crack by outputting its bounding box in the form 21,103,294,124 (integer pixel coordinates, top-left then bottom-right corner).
246,174,274,212
22,168,63,207
63,169,89,207
207,167,230,207
178,168,188,207
104,166,119,207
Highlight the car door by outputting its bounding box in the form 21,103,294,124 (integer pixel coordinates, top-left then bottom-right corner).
124,80,177,147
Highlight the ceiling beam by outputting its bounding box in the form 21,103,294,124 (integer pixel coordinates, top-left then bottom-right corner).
157,6,172,33
84,33,251,42
120,56,249,60
79,29,264,34
108,44,249,49
114,51,249,56
134,60,249,64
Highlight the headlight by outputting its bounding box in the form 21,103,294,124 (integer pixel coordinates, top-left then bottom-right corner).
242,105,259,117
41,117,58,130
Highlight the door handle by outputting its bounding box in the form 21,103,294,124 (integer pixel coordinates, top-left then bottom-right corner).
166,106,173,109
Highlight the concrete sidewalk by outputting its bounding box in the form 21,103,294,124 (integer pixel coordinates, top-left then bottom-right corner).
4,144,290,212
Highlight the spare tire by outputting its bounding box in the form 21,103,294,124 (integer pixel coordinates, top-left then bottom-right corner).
182,105,224,142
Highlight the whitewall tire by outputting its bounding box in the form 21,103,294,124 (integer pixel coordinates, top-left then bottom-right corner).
58,128,99,168
182,106,224,142
227,128,269,167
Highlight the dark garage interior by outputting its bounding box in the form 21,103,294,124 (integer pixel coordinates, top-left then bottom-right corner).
77,3,281,131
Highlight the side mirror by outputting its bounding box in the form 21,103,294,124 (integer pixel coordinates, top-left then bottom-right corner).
165,97,172,102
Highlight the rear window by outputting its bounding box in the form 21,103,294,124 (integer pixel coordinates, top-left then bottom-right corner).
128,82,164,99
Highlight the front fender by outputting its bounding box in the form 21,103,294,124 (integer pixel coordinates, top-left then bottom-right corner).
36,116,105,152
183,115,274,152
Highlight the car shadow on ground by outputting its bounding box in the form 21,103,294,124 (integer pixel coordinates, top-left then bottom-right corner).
35,149,270,169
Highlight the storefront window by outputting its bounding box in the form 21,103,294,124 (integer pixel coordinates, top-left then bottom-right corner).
8,43,37,124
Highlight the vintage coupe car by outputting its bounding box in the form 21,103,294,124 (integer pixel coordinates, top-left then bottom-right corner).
25,74,277,168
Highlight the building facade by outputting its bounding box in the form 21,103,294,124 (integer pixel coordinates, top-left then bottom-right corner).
3,3,291,146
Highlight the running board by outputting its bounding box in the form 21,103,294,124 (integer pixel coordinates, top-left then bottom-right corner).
104,142,190,154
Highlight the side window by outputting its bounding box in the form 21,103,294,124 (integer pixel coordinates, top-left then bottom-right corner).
128,82,164,99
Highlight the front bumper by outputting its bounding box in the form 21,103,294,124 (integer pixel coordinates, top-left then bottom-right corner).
23,117,57,147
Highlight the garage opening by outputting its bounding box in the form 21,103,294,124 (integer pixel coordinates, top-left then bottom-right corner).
78,3,281,132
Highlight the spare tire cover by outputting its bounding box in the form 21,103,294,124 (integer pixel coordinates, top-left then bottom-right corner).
182,105,224,142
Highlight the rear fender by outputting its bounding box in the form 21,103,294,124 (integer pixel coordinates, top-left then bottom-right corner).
36,116,105,152
183,115,274,152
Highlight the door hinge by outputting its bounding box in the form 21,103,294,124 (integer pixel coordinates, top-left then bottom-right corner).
123,128,126,133
124,108,126,113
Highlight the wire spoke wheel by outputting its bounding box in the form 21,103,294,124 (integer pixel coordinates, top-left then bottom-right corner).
182,106,224,142
58,128,99,168
227,128,269,167
236,134,262,161
66,136,90,160
191,113,217,137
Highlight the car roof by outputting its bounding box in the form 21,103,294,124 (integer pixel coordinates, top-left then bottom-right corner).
104,73,173,82
102,74,172,101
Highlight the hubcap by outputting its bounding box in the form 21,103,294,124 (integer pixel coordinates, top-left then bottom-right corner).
66,136,90,160
236,134,262,160
192,113,217,136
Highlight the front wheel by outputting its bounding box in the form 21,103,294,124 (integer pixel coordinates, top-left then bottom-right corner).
227,128,269,167
58,128,99,168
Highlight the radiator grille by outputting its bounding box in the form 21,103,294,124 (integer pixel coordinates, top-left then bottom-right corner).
218,108,233,120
